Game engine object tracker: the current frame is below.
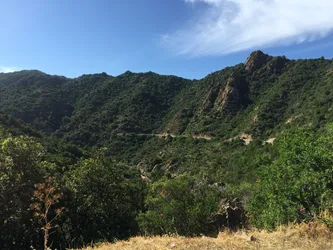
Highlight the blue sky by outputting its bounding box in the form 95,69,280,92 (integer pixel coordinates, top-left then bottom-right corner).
1,0,333,80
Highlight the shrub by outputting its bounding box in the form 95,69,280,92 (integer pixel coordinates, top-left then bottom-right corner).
137,174,221,236
249,126,333,229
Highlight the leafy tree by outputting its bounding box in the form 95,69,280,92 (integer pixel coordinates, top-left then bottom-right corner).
0,134,46,248
63,150,146,247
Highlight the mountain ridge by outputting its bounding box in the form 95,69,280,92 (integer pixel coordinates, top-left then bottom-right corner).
0,50,292,81
0,50,332,149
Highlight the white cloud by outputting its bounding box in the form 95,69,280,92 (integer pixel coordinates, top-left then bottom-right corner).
0,67,21,73
163,0,333,56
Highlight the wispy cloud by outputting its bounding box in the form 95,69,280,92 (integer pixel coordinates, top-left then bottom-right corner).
162,0,333,56
0,67,21,73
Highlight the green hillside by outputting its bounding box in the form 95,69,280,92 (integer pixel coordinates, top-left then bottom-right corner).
1,51,332,179
1,51,333,249
1,51,332,142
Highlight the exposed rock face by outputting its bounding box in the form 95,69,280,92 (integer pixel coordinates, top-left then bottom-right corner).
244,50,269,72
202,73,249,117
245,50,288,73
215,73,249,115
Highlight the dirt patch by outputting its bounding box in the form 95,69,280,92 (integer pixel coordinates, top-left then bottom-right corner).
286,114,302,124
265,138,276,144
239,133,253,145
286,118,293,124
192,134,212,140
227,133,253,145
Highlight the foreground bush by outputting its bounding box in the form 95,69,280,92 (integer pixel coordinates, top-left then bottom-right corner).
249,126,333,229
137,174,222,236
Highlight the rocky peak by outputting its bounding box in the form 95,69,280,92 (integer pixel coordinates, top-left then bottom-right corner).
244,50,269,72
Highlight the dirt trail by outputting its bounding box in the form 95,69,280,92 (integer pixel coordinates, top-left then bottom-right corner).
116,132,213,140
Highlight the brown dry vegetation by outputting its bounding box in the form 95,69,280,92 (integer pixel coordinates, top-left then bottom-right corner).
82,222,333,250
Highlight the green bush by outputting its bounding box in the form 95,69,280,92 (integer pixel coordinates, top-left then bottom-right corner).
249,126,333,229
137,174,221,236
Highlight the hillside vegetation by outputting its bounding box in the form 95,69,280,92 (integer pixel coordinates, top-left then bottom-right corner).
0,51,333,249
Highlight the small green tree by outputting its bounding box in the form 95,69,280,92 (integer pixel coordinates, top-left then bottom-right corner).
137,174,221,236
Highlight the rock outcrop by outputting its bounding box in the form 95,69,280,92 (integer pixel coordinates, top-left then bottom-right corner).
244,50,269,72
202,73,249,117
216,73,249,115
245,50,288,74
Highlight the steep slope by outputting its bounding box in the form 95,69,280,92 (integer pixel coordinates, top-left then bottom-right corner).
165,51,332,140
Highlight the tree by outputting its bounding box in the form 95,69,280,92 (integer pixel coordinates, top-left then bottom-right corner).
30,178,63,250
64,150,146,247
0,134,46,248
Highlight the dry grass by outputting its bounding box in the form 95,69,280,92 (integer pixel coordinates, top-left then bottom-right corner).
82,222,333,250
